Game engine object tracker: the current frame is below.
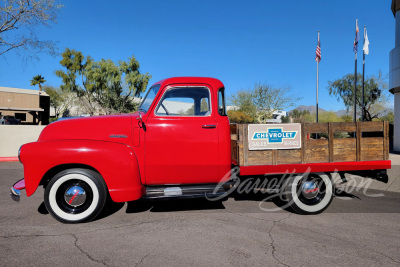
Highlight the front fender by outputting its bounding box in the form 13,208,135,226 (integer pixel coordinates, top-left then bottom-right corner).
20,140,144,202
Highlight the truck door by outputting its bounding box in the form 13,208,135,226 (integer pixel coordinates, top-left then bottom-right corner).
144,85,219,185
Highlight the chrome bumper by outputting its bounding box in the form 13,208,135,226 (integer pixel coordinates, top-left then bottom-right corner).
10,179,25,202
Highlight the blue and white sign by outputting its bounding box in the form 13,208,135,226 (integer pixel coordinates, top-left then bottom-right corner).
248,124,302,150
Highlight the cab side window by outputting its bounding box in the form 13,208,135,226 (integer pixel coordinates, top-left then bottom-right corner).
155,87,211,116
218,88,227,116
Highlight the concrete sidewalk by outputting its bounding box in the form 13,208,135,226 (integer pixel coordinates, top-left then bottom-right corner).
338,153,400,193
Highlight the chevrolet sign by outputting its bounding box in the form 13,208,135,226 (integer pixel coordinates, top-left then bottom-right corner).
248,124,302,150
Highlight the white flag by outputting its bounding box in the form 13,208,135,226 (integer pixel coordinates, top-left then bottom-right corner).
363,29,369,55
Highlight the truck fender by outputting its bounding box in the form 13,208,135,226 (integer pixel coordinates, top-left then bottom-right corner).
20,140,145,202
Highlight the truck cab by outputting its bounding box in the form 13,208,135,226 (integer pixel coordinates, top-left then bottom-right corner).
12,77,235,223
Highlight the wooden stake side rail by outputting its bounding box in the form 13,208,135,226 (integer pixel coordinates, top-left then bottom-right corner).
230,121,390,167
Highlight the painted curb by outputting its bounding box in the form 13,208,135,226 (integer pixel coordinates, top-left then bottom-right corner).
0,157,19,162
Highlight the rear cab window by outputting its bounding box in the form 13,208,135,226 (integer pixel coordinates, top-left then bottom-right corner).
218,88,227,116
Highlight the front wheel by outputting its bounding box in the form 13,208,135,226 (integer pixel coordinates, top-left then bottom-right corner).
44,168,108,223
283,173,333,215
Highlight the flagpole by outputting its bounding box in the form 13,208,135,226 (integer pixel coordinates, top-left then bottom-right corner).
354,20,358,123
354,53,357,122
362,26,366,122
316,31,319,124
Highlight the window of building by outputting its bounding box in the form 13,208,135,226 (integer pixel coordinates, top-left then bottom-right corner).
15,113,26,121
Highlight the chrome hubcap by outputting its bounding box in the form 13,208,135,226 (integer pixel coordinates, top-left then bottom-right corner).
64,186,86,207
301,181,319,200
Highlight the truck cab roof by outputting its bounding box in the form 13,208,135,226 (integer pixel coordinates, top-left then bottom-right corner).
151,77,225,90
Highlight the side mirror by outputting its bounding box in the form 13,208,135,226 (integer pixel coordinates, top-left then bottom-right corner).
137,111,145,129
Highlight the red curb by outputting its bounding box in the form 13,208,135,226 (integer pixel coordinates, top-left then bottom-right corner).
0,157,19,162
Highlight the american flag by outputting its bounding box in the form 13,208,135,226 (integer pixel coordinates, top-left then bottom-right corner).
353,19,360,53
315,33,321,63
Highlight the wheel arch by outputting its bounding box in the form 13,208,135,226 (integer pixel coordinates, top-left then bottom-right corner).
40,163,100,188
21,140,145,202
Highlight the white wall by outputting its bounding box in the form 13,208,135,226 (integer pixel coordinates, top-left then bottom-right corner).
391,11,400,151
0,125,45,157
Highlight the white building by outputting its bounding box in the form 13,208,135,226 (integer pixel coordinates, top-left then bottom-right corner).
390,0,400,151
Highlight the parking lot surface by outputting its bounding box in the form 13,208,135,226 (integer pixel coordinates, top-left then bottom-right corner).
1,162,400,266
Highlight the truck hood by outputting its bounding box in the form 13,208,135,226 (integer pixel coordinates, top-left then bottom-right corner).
38,115,133,145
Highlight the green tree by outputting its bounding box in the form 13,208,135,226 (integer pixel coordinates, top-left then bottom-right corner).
340,115,353,122
280,115,291,123
56,48,151,115
228,89,257,119
0,0,63,58
319,111,341,123
290,109,314,123
379,111,394,124
327,72,389,121
55,48,96,114
229,83,300,123
227,110,253,123
30,75,46,91
43,85,74,118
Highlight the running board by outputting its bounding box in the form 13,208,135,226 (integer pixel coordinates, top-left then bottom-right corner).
143,182,234,200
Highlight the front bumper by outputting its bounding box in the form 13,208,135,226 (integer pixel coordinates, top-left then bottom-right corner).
10,179,25,202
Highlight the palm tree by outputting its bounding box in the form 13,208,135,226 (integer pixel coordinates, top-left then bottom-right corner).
31,75,46,91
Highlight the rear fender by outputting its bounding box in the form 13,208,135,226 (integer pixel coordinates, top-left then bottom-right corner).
20,140,144,202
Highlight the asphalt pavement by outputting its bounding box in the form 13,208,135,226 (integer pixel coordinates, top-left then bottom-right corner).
1,162,400,267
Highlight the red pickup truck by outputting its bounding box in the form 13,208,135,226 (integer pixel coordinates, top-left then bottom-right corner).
11,77,391,223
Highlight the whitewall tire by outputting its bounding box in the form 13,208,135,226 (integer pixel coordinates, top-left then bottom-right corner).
44,168,108,223
284,173,333,215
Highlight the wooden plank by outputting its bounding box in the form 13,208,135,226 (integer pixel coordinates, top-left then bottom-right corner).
361,137,384,161
243,124,249,166
356,121,361,161
304,123,328,134
333,139,356,162
231,140,238,163
272,149,277,165
384,121,389,160
360,121,384,132
328,122,334,162
237,124,243,142
247,150,273,166
277,149,302,165
230,124,237,135
332,122,356,133
305,139,329,163
230,134,238,141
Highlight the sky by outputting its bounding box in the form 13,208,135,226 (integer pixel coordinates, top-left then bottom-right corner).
0,0,396,111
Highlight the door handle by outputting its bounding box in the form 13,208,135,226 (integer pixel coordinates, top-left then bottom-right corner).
202,125,216,128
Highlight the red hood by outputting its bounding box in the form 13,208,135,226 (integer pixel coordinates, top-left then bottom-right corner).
39,115,134,145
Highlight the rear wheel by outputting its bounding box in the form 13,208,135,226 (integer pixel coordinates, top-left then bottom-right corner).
284,173,333,215
44,168,108,223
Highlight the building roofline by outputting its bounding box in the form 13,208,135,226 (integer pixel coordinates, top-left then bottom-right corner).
0,86,49,96
0,107,44,112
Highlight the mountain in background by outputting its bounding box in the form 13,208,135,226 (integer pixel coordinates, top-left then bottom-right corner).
289,105,348,117
289,105,393,117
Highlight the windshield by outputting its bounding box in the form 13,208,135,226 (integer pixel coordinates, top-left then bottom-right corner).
138,85,161,113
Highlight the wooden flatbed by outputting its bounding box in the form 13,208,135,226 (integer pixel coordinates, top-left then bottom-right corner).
230,121,391,176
